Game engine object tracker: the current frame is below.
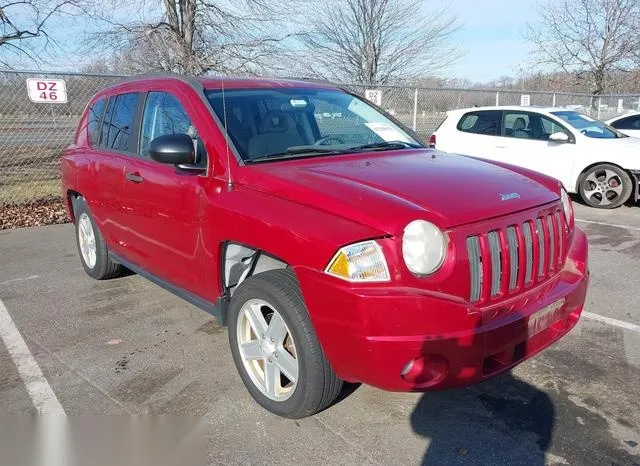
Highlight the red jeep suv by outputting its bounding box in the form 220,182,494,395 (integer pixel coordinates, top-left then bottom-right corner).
61,75,589,418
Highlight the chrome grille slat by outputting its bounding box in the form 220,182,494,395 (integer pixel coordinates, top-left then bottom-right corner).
536,218,545,277
487,231,501,296
555,211,564,264
466,236,482,302
506,226,518,290
547,214,555,268
466,209,564,303
523,222,534,284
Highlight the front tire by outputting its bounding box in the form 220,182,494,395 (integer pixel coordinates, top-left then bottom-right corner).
228,269,342,418
73,197,123,280
578,164,632,209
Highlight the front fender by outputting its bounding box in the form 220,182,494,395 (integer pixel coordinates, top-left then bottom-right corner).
198,181,387,303
208,184,386,271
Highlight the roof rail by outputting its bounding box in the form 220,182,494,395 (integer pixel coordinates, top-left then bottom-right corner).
104,71,204,92
275,76,341,87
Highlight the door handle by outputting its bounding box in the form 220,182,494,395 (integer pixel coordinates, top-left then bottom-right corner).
495,145,506,149
125,172,143,183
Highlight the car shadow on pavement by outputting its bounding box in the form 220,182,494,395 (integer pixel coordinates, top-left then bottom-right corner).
410,313,556,465
410,372,555,465
334,382,362,405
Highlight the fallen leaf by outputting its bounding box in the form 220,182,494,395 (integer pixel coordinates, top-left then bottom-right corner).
1,197,70,230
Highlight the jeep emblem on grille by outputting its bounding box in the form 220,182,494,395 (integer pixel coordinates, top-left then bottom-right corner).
500,192,521,201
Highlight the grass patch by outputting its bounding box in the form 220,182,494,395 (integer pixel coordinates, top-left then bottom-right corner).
0,179,62,205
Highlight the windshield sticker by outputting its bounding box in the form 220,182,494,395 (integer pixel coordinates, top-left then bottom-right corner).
289,99,307,107
365,122,411,142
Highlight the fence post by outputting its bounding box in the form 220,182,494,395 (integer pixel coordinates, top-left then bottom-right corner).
637,97,640,112
552,94,556,107
495,91,500,106
412,88,418,132
597,96,602,120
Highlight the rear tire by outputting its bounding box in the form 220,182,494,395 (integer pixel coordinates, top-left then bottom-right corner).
73,197,123,280
578,164,632,209
228,269,342,418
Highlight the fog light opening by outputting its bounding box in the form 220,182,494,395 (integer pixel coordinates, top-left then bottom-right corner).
400,355,448,387
400,359,414,376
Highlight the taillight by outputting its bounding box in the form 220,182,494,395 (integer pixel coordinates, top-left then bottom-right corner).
428,134,436,147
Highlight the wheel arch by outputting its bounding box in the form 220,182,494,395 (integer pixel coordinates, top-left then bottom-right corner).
220,241,289,296
216,241,290,327
66,190,83,223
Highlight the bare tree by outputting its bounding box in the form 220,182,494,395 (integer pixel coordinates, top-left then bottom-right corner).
0,0,91,66
526,0,640,95
91,0,300,75
299,0,460,85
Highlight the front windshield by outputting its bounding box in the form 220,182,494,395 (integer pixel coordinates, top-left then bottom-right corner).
205,87,421,162
552,111,626,139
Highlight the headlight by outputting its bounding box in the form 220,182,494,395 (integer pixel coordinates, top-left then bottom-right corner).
561,188,574,227
402,220,447,275
325,240,390,282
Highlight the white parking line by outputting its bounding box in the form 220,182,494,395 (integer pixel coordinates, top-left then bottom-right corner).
0,298,65,414
0,275,39,286
582,311,640,333
576,218,640,232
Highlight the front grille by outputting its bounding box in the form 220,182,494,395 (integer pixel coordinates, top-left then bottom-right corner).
466,208,567,303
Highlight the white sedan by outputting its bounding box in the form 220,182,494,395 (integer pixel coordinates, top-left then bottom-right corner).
606,112,640,138
431,106,640,208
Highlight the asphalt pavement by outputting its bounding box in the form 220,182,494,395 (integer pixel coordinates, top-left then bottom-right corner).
0,201,639,465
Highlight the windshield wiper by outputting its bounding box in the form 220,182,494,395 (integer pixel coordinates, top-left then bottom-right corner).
345,141,422,152
246,141,422,163
246,147,340,163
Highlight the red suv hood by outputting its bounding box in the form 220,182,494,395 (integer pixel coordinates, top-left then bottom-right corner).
240,149,560,235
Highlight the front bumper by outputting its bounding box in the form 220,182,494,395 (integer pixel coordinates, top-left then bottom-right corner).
295,227,589,392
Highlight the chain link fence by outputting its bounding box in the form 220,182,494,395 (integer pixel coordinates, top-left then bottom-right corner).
0,70,125,206
1,69,639,207
344,84,640,139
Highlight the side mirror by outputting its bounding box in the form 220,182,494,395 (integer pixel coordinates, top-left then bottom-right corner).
549,132,570,143
148,134,195,165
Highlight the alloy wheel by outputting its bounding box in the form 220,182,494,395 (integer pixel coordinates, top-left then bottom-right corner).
236,299,299,401
582,168,624,207
77,213,97,269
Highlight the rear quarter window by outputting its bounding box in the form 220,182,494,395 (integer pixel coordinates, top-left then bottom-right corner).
457,111,501,136
612,115,640,130
87,98,106,147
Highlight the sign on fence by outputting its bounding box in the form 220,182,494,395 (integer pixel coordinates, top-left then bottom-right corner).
617,99,624,113
26,79,68,103
520,94,531,106
364,89,382,106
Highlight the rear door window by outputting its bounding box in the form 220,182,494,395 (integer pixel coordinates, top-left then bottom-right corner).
107,93,140,153
457,111,501,136
503,112,530,138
